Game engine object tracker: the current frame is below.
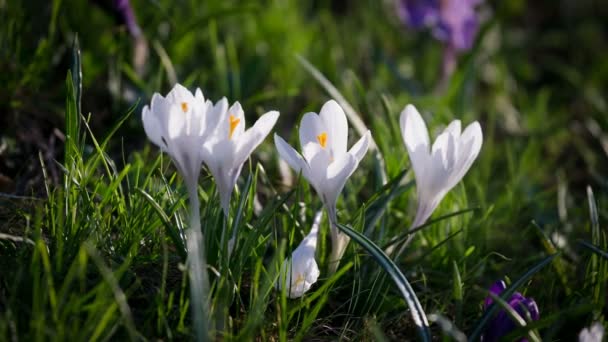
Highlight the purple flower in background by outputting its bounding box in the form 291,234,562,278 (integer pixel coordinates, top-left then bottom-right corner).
481,280,540,342
398,0,482,80
398,0,481,51
91,0,142,38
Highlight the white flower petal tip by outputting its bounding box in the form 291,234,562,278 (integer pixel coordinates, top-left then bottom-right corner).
276,211,323,298
202,107,279,217
141,83,211,190
400,104,483,228
579,322,605,342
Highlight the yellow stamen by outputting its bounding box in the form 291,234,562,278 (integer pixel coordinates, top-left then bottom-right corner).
181,102,188,113
294,273,305,285
316,132,328,149
229,114,241,139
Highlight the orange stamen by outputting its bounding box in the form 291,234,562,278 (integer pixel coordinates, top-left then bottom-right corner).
181,102,188,112
316,132,328,149
229,114,241,139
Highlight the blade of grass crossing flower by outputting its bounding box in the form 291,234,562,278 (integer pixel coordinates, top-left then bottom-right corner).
485,291,542,342
579,240,608,260
469,253,558,341
334,223,431,341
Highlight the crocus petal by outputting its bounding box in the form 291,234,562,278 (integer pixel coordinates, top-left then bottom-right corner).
276,211,322,298
324,153,358,215
142,105,164,148
274,134,311,180
484,280,507,308
319,99,348,157
202,141,237,216
299,112,326,162
348,130,371,162
235,111,279,167
579,322,605,342
452,121,483,184
204,97,229,137
227,101,246,140
400,104,431,155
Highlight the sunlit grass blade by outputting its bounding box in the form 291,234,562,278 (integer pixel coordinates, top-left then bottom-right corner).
334,223,431,342
469,253,558,341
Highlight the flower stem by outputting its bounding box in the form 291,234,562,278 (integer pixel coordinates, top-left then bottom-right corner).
186,186,211,342
326,205,349,274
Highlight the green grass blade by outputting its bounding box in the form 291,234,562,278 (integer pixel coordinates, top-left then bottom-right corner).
579,240,608,260
334,223,431,341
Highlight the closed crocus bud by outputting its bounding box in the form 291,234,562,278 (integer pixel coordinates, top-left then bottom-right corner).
400,104,482,229
482,280,540,342
579,322,605,342
277,211,323,299
142,83,218,198
200,101,279,217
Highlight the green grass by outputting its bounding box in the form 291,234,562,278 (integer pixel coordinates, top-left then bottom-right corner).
1,0,608,340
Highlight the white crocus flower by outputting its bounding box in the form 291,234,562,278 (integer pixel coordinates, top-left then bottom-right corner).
142,83,225,197
274,100,371,270
201,101,279,217
579,322,605,342
277,211,323,298
400,104,483,229
142,83,215,339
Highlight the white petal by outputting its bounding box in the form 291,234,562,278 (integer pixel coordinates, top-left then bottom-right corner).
204,97,229,137
323,153,358,210
166,83,194,103
319,100,348,157
202,141,237,217
142,105,164,148
348,130,371,162
235,111,279,167
449,121,483,188
299,112,325,162
167,104,186,138
444,120,462,137
274,134,311,180
400,104,430,155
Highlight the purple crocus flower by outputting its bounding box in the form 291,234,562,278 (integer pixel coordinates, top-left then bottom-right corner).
91,0,142,38
481,280,540,342
397,0,482,79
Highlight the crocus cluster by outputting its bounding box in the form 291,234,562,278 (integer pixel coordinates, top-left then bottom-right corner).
481,280,540,342
141,83,483,301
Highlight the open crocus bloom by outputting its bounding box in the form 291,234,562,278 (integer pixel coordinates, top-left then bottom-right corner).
201,101,279,217
142,83,225,196
277,211,322,298
400,104,482,228
274,100,371,266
